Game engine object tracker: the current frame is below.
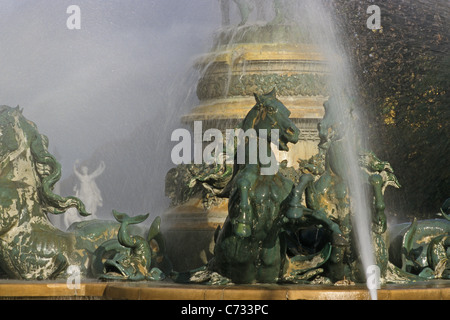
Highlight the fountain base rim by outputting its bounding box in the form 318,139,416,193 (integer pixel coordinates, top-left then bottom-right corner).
0,280,448,300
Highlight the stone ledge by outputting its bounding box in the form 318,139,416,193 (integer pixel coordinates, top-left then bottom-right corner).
0,280,449,300
0,281,107,298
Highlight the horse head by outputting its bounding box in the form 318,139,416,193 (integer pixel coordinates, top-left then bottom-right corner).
0,105,55,168
0,106,35,232
243,88,300,151
0,106,25,161
0,105,88,234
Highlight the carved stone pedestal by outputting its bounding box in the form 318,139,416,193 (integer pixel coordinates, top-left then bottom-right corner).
162,199,228,271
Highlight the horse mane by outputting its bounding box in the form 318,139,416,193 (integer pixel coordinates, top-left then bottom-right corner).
1,105,89,216
240,88,278,130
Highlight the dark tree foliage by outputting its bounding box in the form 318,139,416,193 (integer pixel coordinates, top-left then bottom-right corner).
330,0,449,220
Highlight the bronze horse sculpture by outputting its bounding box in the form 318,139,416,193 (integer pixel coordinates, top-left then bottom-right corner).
205,89,344,284
2,101,446,285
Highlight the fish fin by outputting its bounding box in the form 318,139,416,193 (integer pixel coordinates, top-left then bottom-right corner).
112,210,129,223
113,210,149,225
147,216,161,242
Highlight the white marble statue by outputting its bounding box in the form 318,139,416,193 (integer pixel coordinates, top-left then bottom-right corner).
64,160,105,230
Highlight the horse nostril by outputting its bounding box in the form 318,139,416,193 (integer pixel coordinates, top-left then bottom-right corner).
286,127,294,135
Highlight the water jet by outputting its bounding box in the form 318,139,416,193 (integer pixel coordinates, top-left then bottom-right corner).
0,0,449,301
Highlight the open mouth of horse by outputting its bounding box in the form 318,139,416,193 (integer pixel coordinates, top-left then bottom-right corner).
279,126,298,151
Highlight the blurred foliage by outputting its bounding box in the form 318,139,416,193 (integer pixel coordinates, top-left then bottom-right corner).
330,0,449,220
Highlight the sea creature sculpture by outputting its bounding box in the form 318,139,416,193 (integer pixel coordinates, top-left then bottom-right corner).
303,99,404,282
0,105,119,280
97,211,168,281
303,99,448,283
441,198,450,220
388,215,450,280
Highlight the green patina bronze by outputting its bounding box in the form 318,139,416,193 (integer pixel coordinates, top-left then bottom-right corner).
0,100,448,285
172,89,345,284
0,105,120,280
97,211,168,281
388,217,450,280
0,105,170,281
168,93,450,285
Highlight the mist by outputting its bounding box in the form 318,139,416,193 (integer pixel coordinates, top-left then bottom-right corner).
0,1,223,222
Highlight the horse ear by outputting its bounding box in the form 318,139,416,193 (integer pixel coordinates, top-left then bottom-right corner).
267,88,277,98
15,105,23,114
253,93,262,105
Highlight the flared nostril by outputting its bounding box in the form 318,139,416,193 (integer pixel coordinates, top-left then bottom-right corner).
286,127,295,135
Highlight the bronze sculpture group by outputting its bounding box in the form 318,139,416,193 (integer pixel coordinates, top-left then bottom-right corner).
0,90,448,285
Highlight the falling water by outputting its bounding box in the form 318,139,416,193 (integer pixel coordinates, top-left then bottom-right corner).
296,1,378,299
0,1,220,228
1,2,378,297
192,1,378,298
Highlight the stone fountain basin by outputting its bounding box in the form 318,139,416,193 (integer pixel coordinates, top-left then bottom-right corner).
0,280,449,300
